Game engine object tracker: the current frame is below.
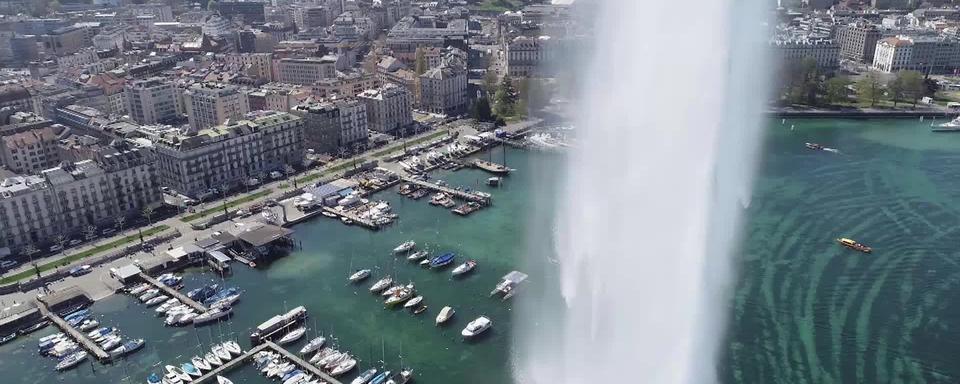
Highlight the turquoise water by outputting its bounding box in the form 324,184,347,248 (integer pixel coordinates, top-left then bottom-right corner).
4,119,960,383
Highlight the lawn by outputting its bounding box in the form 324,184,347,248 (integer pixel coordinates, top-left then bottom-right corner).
370,131,450,158
181,189,273,222
0,225,170,285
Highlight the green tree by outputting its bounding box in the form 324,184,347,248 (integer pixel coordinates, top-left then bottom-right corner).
857,72,884,108
415,48,427,76
888,74,905,107
899,70,926,106
471,97,494,122
825,76,852,105
483,70,498,93
494,75,519,117
48,0,61,12
207,0,217,12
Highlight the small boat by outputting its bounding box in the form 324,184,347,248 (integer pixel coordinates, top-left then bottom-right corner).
403,296,424,309
146,372,162,384
165,365,191,382
429,252,456,268
210,293,241,309
461,316,492,338
413,305,427,315
87,326,114,339
310,347,334,364
56,351,88,371
282,371,306,384
111,338,145,356
100,335,123,350
837,237,872,253
317,351,343,367
0,333,16,345
370,371,392,384
299,336,326,354
349,269,371,283
19,321,49,335
805,142,824,150
205,351,223,367
452,260,477,276
487,177,501,186
324,352,349,370
63,309,90,322
385,285,415,306
193,307,233,326
128,284,150,295
330,356,357,376
436,306,455,325
77,319,99,331
352,368,378,384
394,369,414,384
418,259,431,267
381,285,402,297
369,277,393,292
406,250,429,261
223,340,243,356
341,217,354,225
933,116,960,132
192,355,212,371
145,295,168,307
216,376,234,384
213,344,232,361
181,362,202,377
393,241,416,254
278,327,307,345
322,211,338,218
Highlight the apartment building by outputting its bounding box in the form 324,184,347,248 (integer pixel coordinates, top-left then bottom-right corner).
836,22,881,63
124,77,178,124
311,71,379,98
222,53,273,81
0,125,67,175
275,56,338,85
184,83,250,131
357,84,413,134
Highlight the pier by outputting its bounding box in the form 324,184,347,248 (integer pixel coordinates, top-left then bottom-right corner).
321,206,379,230
38,305,111,362
491,137,529,149
138,273,207,312
189,341,343,384
400,176,491,205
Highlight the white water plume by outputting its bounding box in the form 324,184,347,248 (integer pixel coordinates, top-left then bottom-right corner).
515,0,771,383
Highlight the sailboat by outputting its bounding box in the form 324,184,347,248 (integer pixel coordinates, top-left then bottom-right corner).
349,269,372,283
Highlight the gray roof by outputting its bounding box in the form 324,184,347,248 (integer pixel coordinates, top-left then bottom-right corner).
235,223,293,247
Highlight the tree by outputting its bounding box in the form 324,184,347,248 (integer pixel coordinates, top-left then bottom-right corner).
415,48,427,76
471,97,494,122
142,206,155,226
494,75,519,117
483,70,499,94
54,234,66,253
83,225,96,241
857,73,884,108
825,76,852,105
888,74,906,107
48,0,61,12
115,216,126,234
899,70,926,106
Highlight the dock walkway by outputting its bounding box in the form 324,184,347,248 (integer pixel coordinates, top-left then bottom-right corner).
190,341,343,384
491,137,529,149
139,273,207,312
400,176,491,205
38,305,111,362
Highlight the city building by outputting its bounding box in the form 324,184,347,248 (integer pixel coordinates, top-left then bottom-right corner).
124,77,178,124
333,97,368,148
311,71,379,98
151,111,304,198
386,16,469,63
292,102,341,154
84,73,127,116
217,1,267,23
275,56,338,85
506,36,556,78
0,85,40,115
57,48,101,71
376,56,420,102
0,145,161,252
42,25,89,55
222,53,273,81
358,84,413,135
184,83,250,130
873,35,960,74
0,125,68,175
293,6,333,32
836,23,881,63
771,37,840,71
419,57,468,115
245,83,310,112
92,26,125,52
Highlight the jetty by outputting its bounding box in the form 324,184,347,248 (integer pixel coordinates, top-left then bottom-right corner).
264,340,343,384
189,341,343,383
138,273,207,312
38,305,111,362
321,206,379,230
400,176,491,205
491,136,529,149
191,343,269,383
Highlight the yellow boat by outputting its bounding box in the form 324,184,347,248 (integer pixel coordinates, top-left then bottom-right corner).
837,238,872,253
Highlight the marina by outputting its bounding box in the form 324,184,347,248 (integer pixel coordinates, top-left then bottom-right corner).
138,273,208,313
38,305,111,363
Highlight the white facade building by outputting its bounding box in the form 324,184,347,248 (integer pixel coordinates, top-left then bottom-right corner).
357,83,413,134
184,82,250,131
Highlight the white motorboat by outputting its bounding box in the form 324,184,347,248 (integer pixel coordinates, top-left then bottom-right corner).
178,312,197,325
309,347,334,364
418,259,431,267
324,352,349,370
934,116,960,132
406,250,429,261
145,295,168,307
436,306,455,325
277,327,307,345
461,316,492,338
210,293,241,309
164,365,191,382
138,289,160,302
192,356,212,371
223,340,243,356
216,376,234,384
349,269,371,283
100,335,122,350
299,336,326,354
392,241,415,254
77,319,99,331
128,284,150,295
369,277,393,292
331,357,357,376
56,351,88,371
403,296,423,309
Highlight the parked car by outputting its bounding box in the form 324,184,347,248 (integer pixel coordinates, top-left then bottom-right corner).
68,239,82,246
160,186,171,193
270,171,283,179
246,178,260,187
0,260,18,270
49,244,63,252
69,265,92,277
101,228,116,236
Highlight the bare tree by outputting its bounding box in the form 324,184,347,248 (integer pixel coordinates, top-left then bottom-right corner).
21,243,38,265
83,225,96,241
54,234,66,253
142,206,155,226
115,216,126,234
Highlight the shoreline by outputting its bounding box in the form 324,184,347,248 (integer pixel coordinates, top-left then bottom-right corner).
769,109,952,119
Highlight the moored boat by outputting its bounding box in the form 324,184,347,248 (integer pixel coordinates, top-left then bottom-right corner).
392,241,416,254
77,319,99,331
413,305,427,315
369,277,393,293
461,316,492,338
330,356,357,376
406,250,429,261
351,368,378,384
216,376,234,384
205,351,223,367
193,307,232,326
299,336,326,355
0,333,16,345
277,327,306,345
429,252,455,268
191,355,212,371
369,371,392,384
451,260,477,276
436,306,455,325
55,351,88,371
145,295,168,307
181,362,202,377
403,296,423,309
349,269,371,283
110,338,145,357
20,321,49,335
223,340,242,356
385,285,415,307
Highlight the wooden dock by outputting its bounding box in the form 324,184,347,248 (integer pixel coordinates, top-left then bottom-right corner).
188,341,343,384
139,273,207,312
38,305,112,362
400,176,491,205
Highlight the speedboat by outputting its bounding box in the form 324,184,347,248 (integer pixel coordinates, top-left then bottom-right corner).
282,371,306,384
352,368,378,384
100,335,123,350
324,353,350,370
381,285,402,297
349,269,371,283
216,376,234,384
223,340,243,356
452,260,477,276
63,309,90,322
805,142,824,150
388,369,414,384
146,372,162,384
78,319,99,331
837,237,872,253
392,241,416,254
0,333,16,345
369,277,393,293
429,252,455,268
128,284,150,295
205,351,223,367
87,326,114,339
181,362,202,377
436,306,455,325
165,365,191,382
403,296,423,309
111,338,144,357
192,355,212,371
418,259,431,267
461,316,492,338
145,295,168,307
310,347,334,364
933,116,960,132
406,250,429,261
330,356,357,376
299,336,326,354
277,327,307,345
317,351,343,367
369,371,392,384
56,351,88,371
413,305,427,315
139,289,160,302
